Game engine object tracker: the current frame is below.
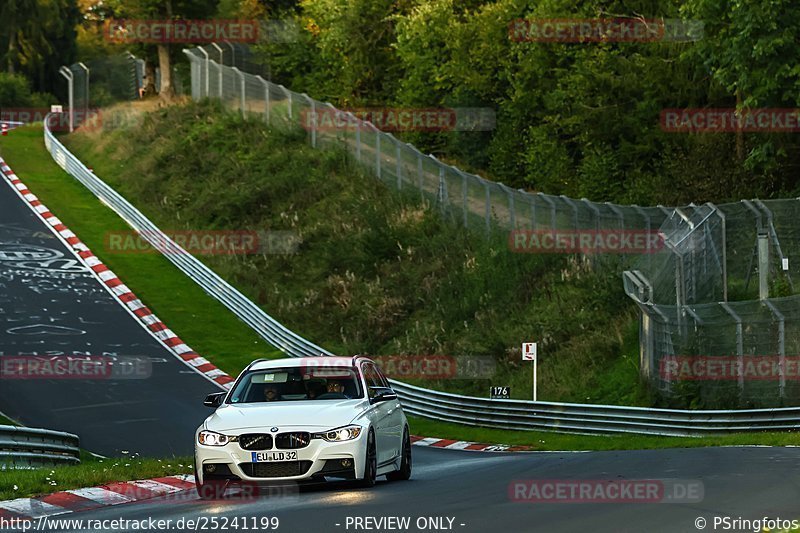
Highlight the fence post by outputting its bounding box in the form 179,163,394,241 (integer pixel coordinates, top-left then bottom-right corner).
720,302,744,399
484,183,491,234
455,169,469,228
502,184,516,229
259,77,270,125
212,43,224,98
281,86,293,120
538,193,557,232
303,94,316,148
78,62,89,120
417,150,424,200
198,47,210,98
58,67,74,133
375,127,381,180
396,140,402,190
436,164,448,214
231,67,245,116
765,301,786,400
352,113,361,162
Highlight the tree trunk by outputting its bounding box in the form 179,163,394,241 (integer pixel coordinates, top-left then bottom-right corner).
157,0,175,101
157,44,175,101
735,89,744,161
7,32,17,74
143,60,157,97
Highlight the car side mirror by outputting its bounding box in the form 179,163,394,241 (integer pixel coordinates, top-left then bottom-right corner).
203,392,226,408
370,387,397,404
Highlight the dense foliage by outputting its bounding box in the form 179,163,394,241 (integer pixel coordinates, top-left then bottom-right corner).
257,0,800,205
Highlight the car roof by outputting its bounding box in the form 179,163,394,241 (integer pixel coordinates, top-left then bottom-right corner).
247,356,371,372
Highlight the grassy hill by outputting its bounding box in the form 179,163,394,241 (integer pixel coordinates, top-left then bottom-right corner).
59,101,646,405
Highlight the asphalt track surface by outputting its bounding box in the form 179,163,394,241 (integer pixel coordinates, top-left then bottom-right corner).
0,170,218,457
14,445,800,532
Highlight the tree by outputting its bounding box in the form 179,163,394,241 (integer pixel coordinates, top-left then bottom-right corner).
104,0,219,100
1,0,79,96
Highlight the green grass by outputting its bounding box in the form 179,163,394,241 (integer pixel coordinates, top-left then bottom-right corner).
0,124,281,377
0,413,18,426
407,415,799,450
0,455,193,500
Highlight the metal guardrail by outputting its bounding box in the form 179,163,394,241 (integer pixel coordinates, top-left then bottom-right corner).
42,119,800,437
0,425,80,468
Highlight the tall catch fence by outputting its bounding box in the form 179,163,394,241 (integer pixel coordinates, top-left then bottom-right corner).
184,45,800,408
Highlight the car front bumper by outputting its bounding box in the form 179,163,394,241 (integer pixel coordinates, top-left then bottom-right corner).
195,429,366,485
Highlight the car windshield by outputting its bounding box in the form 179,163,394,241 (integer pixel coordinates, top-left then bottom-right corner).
228,366,363,404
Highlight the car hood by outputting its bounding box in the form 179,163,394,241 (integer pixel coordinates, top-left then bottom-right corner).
204,399,369,433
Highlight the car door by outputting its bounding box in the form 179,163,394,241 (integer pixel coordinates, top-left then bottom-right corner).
361,362,393,466
375,365,404,459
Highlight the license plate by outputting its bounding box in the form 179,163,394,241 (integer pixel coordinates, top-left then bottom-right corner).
251,451,298,462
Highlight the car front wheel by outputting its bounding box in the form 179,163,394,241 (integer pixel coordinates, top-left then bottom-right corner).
357,429,377,488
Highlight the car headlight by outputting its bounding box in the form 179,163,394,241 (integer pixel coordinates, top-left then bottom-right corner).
314,425,363,442
198,431,235,446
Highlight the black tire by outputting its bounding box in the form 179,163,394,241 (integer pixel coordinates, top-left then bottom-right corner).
386,428,412,481
195,463,228,499
357,430,377,488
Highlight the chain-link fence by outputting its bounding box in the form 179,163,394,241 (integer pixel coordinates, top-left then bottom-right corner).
60,53,141,131
624,197,800,407
183,45,671,237
183,44,800,408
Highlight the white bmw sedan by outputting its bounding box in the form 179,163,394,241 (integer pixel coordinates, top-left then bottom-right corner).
194,356,411,497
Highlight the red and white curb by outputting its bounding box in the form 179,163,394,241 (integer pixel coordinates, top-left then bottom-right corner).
0,157,235,390
0,475,195,521
411,435,537,452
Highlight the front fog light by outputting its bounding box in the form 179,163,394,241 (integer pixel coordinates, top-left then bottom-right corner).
315,425,362,442
198,431,231,446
